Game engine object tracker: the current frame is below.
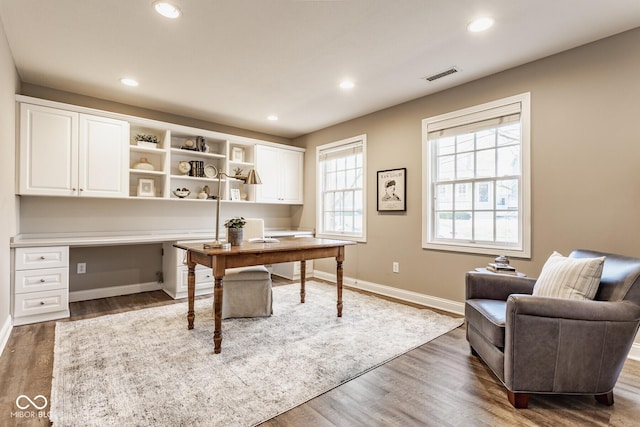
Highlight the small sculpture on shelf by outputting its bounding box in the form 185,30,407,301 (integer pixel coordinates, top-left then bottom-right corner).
178,161,191,175
197,185,210,199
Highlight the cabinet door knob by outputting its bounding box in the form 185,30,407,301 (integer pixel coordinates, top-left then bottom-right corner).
40,301,45,305
40,256,46,260
40,278,46,282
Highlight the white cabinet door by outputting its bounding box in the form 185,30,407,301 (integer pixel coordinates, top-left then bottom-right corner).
279,148,303,203
19,103,79,196
255,145,281,203
79,114,129,197
255,145,303,204
18,103,129,198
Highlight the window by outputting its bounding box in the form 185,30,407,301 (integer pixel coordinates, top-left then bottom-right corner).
316,135,366,242
422,93,531,257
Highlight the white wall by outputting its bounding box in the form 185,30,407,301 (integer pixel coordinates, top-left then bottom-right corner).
0,16,19,355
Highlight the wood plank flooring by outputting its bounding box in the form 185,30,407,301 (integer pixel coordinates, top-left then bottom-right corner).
1,281,640,426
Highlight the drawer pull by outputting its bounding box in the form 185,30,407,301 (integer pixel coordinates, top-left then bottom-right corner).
40,301,45,305
40,256,46,260
40,279,46,282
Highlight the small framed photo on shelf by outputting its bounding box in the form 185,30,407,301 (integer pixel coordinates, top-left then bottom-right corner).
377,168,406,212
231,147,245,162
137,178,156,197
230,188,241,201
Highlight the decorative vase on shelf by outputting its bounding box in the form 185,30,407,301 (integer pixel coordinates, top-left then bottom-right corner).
132,157,155,171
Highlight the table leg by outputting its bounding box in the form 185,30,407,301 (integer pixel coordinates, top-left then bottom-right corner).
187,256,196,329
213,275,223,354
300,260,306,303
336,249,344,317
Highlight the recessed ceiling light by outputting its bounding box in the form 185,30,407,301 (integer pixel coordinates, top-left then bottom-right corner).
339,80,355,90
467,17,494,33
120,77,139,87
267,115,279,121
154,1,181,19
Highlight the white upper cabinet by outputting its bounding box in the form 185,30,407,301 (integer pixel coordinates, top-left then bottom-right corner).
19,103,129,197
79,114,129,197
19,103,79,196
255,145,303,204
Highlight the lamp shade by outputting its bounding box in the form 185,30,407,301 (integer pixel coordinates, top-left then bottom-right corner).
245,169,262,185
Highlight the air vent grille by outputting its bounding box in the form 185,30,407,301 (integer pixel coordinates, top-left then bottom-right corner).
424,67,459,82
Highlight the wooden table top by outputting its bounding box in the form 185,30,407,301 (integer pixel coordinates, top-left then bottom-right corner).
174,236,356,256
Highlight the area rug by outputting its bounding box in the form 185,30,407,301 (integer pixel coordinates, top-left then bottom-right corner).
51,281,463,427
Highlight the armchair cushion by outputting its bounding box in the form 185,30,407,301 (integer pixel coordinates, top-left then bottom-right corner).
465,299,507,348
532,251,605,300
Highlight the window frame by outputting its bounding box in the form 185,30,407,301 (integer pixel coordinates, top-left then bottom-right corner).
316,134,367,243
422,93,531,258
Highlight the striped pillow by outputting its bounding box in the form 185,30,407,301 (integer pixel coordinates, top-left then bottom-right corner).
532,251,605,300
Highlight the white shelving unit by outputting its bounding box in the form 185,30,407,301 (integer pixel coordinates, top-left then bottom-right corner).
16,95,305,205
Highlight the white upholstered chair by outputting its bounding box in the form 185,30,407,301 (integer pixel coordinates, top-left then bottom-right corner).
222,218,273,319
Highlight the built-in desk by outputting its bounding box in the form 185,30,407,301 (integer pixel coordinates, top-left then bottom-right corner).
9,229,313,325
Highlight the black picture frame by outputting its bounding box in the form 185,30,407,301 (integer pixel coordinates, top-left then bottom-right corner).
377,168,406,212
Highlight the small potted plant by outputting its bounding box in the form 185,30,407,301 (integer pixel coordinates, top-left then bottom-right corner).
135,133,159,148
224,217,246,246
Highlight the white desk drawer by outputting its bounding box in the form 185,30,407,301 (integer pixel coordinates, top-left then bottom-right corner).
15,246,69,270
14,288,69,317
177,266,214,293
14,267,68,294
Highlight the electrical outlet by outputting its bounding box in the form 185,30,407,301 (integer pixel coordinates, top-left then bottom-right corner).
392,262,399,273
77,262,86,274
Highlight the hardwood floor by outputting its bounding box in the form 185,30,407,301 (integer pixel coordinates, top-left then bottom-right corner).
2,281,640,426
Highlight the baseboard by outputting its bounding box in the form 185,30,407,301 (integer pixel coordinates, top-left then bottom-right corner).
0,314,12,358
69,281,162,302
629,343,640,361
312,271,464,316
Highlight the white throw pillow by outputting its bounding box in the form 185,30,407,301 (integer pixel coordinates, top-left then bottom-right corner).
532,251,605,300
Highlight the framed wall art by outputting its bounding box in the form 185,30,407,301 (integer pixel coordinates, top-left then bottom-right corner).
231,147,245,162
377,168,406,211
137,178,156,197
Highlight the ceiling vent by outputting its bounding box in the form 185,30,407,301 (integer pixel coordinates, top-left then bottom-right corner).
423,67,459,82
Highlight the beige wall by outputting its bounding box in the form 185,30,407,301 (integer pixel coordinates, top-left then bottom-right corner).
295,28,640,305
0,17,19,349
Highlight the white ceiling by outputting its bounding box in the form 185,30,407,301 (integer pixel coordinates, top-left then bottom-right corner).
1,1,639,139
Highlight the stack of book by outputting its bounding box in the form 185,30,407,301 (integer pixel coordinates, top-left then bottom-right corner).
486,263,517,275
188,160,205,177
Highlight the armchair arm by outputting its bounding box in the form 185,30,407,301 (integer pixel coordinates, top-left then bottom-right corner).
465,271,536,301
506,295,640,322
504,295,640,394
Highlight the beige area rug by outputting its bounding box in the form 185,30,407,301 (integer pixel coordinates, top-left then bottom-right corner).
51,281,463,427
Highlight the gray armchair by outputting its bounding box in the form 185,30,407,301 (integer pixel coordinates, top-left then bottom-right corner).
465,249,640,408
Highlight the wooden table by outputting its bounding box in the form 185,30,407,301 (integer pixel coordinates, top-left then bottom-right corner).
174,237,356,353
